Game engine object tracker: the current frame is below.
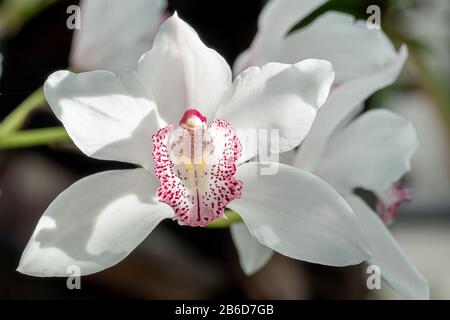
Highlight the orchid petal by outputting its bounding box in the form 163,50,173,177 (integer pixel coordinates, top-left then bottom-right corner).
255,12,401,82
44,70,161,169
345,195,429,299
316,109,418,194
217,60,334,163
234,8,408,171
138,13,232,124
18,169,173,276
228,163,372,266
70,0,167,71
234,0,327,73
230,223,274,275
290,13,408,171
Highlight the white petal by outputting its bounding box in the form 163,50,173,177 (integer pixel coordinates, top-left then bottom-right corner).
345,195,429,299
217,60,334,163
316,109,418,194
230,223,273,275
233,0,327,73
70,0,167,71
263,13,401,82
137,13,232,124
258,0,326,38
292,14,408,170
235,10,408,171
44,70,162,169
17,169,173,276
228,163,372,266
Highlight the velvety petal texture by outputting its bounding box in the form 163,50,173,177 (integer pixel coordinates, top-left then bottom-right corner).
234,0,408,172
44,70,162,169
70,0,167,71
231,223,274,275
345,196,429,299
18,169,173,276
316,109,418,195
137,13,232,124
217,60,334,163
234,0,327,73
228,163,372,266
257,0,326,39
239,12,400,82
295,45,408,171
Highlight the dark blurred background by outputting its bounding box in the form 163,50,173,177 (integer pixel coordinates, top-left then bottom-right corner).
0,0,449,299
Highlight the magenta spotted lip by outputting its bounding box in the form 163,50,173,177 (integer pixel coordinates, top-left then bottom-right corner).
153,109,243,227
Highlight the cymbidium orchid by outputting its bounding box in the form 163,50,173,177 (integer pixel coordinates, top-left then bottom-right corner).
17,14,373,277
70,0,167,71
229,0,429,299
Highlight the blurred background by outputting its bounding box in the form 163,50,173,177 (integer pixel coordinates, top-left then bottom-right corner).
0,0,449,299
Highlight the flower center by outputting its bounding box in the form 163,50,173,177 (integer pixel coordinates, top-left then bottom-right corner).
153,109,243,227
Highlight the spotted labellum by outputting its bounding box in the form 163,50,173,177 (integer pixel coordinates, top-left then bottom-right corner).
153,109,243,226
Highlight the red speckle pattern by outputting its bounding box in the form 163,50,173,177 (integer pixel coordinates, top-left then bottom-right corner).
152,118,243,227
376,182,413,225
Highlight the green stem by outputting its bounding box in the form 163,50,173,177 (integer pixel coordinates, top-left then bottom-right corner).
205,209,242,228
0,86,45,135
0,0,57,37
0,127,70,149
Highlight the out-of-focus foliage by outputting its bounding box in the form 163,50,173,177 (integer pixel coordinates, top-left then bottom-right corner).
0,0,56,38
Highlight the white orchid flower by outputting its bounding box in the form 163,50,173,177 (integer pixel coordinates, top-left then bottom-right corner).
17,14,372,277
230,0,429,299
70,0,167,71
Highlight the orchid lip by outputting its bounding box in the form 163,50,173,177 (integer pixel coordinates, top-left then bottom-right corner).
376,182,414,225
153,109,243,227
